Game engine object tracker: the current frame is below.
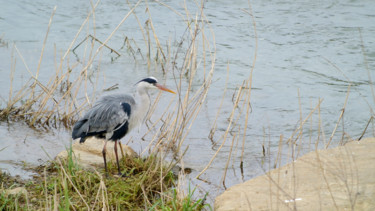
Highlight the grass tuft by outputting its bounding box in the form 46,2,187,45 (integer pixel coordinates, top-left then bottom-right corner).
0,149,209,210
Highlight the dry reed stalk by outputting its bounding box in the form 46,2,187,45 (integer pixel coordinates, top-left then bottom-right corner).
154,0,185,21
314,150,339,209
141,95,177,145
92,176,102,208
196,84,244,179
145,20,152,69
176,167,188,205
325,85,351,148
145,2,167,65
238,0,258,175
100,178,109,210
358,116,373,141
53,183,58,211
309,100,314,151
209,64,229,142
286,99,323,145
228,82,247,138
141,184,152,209
296,88,304,158
231,127,241,174
175,88,210,145
90,170,107,209
145,91,164,126
221,131,237,190
89,0,97,37
32,6,56,96
176,84,213,152
126,0,147,46
288,134,298,210
274,135,284,210
7,47,15,109
43,168,50,210
14,46,51,95
56,158,90,209
72,35,121,57
273,134,284,169
62,0,101,61
322,56,375,116
317,98,326,149
358,28,375,106
172,8,214,150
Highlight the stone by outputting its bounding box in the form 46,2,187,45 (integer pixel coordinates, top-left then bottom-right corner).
56,137,138,169
215,137,375,211
2,187,28,197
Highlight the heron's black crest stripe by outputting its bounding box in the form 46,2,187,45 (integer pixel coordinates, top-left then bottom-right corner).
137,77,157,85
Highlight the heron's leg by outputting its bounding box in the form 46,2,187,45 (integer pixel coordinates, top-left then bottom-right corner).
114,140,121,175
102,140,109,177
118,142,128,177
119,141,125,161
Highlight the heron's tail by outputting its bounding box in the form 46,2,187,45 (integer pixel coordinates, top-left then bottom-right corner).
72,119,89,143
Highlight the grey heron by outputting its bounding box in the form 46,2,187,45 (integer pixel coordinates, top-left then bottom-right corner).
71,77,175,176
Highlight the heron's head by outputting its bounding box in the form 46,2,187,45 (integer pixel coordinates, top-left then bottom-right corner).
136,77,176,94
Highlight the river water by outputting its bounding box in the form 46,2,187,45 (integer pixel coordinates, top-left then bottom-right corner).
1,0,375,204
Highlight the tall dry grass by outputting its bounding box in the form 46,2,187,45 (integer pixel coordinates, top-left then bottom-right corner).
0,1,144,129
132,0,218,202
1,0,217,208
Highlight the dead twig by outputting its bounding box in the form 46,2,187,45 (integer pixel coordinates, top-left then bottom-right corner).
72,34,121,57
357,116,373,141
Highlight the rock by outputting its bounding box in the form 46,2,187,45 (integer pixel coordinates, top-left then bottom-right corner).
215,137,375,211
57,137,138,169
2,187,28,197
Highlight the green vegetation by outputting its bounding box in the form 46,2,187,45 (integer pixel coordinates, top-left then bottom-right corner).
0,152,210,210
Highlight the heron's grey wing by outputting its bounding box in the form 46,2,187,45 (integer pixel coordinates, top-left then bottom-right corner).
86,94,135,134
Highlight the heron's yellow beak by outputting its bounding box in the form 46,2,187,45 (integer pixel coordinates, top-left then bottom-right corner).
156,83,176,94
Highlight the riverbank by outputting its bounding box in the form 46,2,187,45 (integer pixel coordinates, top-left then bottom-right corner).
215,137,375,210
0,141,209,210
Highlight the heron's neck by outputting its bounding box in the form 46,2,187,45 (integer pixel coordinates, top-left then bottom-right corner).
135,87,151,122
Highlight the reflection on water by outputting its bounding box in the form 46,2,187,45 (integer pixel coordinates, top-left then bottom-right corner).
1,0,375,203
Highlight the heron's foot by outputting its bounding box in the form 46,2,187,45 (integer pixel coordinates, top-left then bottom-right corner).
113,172,128,178
121,172,128,178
